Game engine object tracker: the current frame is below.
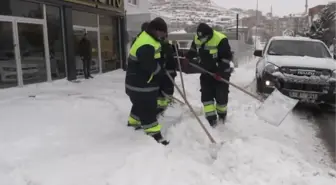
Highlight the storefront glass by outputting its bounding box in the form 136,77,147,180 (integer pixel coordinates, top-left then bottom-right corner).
46,5,66,80
73,28,100,76
0,0,43,19
72,10,97,27
0,0,124,87
72,10,99,77
0,22,18,88
99,15,120,72
18,23,47,85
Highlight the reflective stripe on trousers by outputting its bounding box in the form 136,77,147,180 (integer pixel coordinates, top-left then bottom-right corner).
125,84,159,92
216,104,227,114
203,101,216,117
128,114,141,126
157,97,169,109
144,121,162,135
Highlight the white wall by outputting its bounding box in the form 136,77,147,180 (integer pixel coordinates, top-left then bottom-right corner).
124,0,150,14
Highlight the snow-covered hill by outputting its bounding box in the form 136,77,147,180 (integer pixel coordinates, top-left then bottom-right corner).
149,0,250,27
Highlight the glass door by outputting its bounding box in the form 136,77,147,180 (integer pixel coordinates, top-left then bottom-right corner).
0,21,18,88
17,23,48,85
73,25,101,78
0,14,51,88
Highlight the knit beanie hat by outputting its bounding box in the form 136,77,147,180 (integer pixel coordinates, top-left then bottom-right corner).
141,22,149,31
196,23,213,39
148,17,168,33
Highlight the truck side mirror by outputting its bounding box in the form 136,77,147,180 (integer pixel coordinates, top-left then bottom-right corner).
254,50,262,57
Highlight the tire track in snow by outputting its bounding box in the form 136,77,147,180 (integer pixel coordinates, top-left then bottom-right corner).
306,107,336,169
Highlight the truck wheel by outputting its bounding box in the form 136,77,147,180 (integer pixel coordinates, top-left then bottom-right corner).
318,103,336,113
256,77,264,93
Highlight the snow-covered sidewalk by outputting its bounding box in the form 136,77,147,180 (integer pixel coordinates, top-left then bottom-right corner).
0,60,335,185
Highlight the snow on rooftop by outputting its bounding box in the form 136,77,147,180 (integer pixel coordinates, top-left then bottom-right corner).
271,36,317,41
227,26,248,29
169,29,187,34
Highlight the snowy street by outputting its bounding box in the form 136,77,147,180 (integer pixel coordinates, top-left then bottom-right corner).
0,59,335,185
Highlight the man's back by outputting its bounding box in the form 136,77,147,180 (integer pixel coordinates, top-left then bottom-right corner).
79,38,92,58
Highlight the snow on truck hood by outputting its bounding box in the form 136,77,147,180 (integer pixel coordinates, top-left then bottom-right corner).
266,55,336,70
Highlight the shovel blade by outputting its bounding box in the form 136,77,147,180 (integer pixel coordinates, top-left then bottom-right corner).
255,88,299,126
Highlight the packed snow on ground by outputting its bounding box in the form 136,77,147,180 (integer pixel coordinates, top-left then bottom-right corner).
0,59,335,185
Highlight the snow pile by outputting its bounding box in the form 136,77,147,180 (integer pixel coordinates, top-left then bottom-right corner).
0,59,335,185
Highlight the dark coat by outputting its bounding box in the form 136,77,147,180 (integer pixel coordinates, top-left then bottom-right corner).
125,31,163,97
186,30,232,74
79,37,92,59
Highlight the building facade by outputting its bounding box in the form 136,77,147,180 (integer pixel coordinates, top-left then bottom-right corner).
308,4,326,26
0,0,127,89
124,0,149,39
124,0,172,40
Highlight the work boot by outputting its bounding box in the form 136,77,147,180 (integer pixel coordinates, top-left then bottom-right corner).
208,119,218,127
218,113,227,124
152,132,169,145
127,122,142,130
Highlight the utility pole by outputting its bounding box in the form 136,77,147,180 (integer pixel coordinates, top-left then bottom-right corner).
236,14,239,40
254,0,259,48
270,5,273,36
305,0,310,28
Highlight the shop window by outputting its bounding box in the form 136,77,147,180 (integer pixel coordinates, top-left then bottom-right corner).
72,10,97,27
0,0,43,19
128,0,138,5
99,15,121,72
46,5,66,80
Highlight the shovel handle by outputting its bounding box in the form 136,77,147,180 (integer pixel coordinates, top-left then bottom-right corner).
189,63,263,102
165,70,217,144
161,91,185,105
173,43,186,97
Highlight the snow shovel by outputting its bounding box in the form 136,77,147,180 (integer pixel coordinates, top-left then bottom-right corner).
166,70,226,160
189,62,299,126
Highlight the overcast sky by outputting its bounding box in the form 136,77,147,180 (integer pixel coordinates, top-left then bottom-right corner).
213,0,332,16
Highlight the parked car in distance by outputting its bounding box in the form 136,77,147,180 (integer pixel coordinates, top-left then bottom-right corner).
254,36,336,105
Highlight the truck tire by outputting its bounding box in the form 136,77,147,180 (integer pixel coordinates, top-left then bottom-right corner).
256,77,264,93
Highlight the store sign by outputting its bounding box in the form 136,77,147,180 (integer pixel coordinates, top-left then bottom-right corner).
65,0,123,9
96,0,123,8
